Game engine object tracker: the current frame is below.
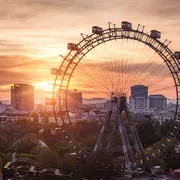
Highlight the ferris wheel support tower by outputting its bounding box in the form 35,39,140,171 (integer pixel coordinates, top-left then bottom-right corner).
93,96,145,172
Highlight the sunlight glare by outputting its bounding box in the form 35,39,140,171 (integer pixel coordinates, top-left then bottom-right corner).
35,81,53,91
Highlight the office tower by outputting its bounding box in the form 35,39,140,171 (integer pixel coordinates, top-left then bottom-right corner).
149,94,167,109
67,89,83,111
130,85,148,109
11,84,34,110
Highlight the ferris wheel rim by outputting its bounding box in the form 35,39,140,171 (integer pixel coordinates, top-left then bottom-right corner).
52,23,180,164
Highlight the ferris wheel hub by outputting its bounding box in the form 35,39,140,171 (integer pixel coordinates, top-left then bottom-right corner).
110,95,127,103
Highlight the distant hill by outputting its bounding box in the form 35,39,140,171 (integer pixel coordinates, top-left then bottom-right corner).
83,98,107,104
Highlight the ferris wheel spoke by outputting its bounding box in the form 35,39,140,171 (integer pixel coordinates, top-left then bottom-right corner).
122,41,148,94
134,65,171,92
127,50,157,88
100,42,118,92
95,45,115,93
145,73,172,87
74,64,111,94
127,38,160,85
80,56,112,92
135,60,166,86
149,85,175,94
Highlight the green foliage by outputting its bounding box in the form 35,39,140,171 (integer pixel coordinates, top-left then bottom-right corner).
136,120,161,147
73,120,100,145
0,135,8,153
160,120,174,137
37,147,59,168
1,116,179,174
33,113,39,124
53,142,70,158
3,119,40,142
163,145,180,170
0,153,10,166
60,154,76,174
17,153,37,160
81,152,114,180
44,113,49,124
82,135,97,149
14,133,39,153
166,153,180,169
152,158,167,171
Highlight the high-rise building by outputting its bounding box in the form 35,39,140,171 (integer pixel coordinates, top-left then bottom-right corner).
11,84,34,110
67,89,83,111
149,94,167,109
130,85,148,109
56,89,83,111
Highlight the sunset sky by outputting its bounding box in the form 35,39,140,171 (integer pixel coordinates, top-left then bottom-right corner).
1,0,180,103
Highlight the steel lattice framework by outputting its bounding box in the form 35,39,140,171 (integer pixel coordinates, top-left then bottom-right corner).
52,22,180,168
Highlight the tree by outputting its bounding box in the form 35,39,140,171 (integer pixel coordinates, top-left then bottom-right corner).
166,153,180,170
0,135,8,153
37,147,59,168
160,120,174,137
73,120,100,141
16,153,37,161
0,153,10,166
82,135,97,150
81,152,114,180
53,141,71,158
14,134,39,153
136,120,161,147
60,153,76,174
163,144,180,170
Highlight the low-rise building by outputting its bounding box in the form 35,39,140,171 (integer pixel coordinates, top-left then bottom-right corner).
149,94,167,110
152,109,174,123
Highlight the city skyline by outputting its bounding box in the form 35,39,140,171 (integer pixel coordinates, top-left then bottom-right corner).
1,0,180,102
2,83,176,105
0,1,180,177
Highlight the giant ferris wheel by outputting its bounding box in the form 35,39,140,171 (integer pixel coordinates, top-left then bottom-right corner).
52,21,180,172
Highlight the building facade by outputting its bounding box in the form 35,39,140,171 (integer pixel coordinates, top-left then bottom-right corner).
57,89,83,111
130,85,148,109
153,109,174,123
149,94,167,110
11,84,34,110
0,101,6,114
67,89,83,111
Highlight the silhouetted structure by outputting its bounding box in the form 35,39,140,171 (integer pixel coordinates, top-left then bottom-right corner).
149,94,167,109
130,85,148,109
67,89,83,111
11,84,34,110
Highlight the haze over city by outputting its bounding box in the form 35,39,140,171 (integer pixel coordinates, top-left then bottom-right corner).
1,0,180,103
1,1,180,180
